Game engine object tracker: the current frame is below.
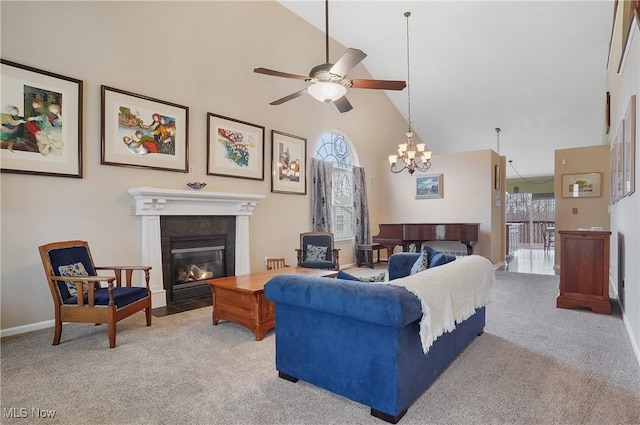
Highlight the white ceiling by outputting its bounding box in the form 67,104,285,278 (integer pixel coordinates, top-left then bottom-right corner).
277,0,614,178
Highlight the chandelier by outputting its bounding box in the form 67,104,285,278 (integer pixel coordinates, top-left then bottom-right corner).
389,11,432,175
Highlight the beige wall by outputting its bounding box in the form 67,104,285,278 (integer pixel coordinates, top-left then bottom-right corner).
0,1,414,330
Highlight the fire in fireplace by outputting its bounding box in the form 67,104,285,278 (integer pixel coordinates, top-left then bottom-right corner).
169,236,226,302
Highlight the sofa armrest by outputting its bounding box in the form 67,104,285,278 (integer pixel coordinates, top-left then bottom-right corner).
264,275,422,328
388,253,420,280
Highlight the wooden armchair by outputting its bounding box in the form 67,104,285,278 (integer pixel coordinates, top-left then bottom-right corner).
295,231,340,270
38,240,152,348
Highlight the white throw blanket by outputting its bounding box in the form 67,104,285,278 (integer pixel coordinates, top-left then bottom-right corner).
388,255,494,354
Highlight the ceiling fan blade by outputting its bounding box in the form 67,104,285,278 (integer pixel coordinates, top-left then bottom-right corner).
269,89,309,106
350,79,407,90
254,67,309,81
334,96,353,113
329,48,367,77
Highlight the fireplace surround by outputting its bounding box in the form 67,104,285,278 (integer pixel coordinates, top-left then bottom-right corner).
128,187,264,308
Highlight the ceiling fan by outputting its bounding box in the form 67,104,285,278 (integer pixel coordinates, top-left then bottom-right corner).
254,0,406,113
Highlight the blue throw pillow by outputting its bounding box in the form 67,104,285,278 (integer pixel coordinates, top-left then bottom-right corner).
428,251,456,268
410,251,429,275
337,270,361,281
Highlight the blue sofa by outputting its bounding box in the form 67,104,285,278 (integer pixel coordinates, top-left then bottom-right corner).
264,252,487,423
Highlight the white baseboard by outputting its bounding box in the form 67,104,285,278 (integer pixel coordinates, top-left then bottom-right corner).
1,320,54,339
618,300,640,367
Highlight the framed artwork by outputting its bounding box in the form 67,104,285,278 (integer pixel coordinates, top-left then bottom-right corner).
207,113,264,180
101,85,189,172
416,174,443,199
561,172,602,198
605,91,611,135
0,59,83,178
271,130,306,195
494,165,501,190
610,140,617,204
623,95,636,197
616,120,625,200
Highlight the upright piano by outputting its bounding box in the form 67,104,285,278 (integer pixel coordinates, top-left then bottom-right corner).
372,223,480,257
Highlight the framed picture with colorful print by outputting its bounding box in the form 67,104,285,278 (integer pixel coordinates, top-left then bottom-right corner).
101,85,189,173
1,59,83,178
207,113,265,180
271,130,307,195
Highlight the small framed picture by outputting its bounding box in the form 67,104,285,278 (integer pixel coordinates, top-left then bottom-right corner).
271,130,306,195
1,60,83,178
101,85,189,173
207,113,264,180
561,172,602,198
416,174,443,199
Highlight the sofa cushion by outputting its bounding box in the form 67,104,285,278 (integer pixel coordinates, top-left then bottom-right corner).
410,251,429,275
306,244,328,261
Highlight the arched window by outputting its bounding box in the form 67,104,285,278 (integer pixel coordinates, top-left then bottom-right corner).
314,131,356,241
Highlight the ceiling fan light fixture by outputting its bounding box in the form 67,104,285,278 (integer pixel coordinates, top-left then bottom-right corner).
307,82,347,103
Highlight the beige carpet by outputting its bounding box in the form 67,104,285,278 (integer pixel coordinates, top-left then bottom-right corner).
1,271,639,424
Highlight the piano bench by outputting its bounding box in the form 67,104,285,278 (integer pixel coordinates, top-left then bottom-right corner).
357,244,386,269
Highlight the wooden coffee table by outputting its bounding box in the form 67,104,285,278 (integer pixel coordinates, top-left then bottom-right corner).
206,267,337,340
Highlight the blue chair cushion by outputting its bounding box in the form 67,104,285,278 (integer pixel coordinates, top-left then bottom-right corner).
300,260,336,269
63,287,148,309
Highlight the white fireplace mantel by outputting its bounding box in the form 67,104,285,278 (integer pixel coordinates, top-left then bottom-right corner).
128,187,265,308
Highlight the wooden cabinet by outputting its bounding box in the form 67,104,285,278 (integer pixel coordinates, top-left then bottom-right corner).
557,230,611,314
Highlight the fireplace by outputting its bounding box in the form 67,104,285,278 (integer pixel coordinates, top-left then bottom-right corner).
161,215,236,302
128,187,264,308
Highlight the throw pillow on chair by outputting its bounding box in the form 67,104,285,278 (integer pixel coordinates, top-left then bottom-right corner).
306,244,328,261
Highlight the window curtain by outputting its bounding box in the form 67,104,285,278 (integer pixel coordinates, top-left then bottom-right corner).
310,158,333,232
353,166,370,245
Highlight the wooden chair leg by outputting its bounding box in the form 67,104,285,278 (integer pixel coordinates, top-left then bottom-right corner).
145,305,152,326
52,319,62,346
108,321,116,348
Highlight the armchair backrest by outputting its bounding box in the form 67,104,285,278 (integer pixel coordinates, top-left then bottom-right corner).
39,240,97,303
300,232,335,262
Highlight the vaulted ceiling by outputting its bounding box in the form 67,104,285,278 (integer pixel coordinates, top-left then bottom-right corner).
277,0,614,178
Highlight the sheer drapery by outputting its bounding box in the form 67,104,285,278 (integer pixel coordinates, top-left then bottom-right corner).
353,166,370,245
310,158,333,232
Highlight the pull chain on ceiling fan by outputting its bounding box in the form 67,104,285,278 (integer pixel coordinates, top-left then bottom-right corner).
254,0,406,113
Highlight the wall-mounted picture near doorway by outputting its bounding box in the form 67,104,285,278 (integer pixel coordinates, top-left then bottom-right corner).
0,59,83,178
416,174,443,199
562,172,602,198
